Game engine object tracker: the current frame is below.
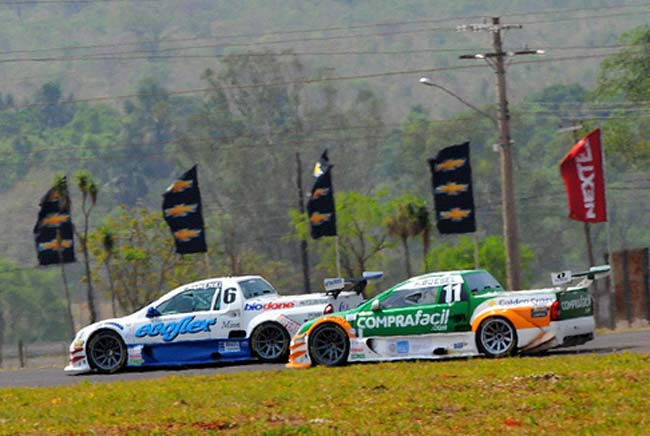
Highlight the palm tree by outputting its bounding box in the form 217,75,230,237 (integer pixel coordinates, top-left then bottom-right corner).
52,175,76,336
386,196,431,277
99,227,118,318
75,170,99,324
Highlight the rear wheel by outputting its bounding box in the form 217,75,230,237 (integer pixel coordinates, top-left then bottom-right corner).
477,317,517,358
87,330,127,374
308,323,349,367
251,322,290,362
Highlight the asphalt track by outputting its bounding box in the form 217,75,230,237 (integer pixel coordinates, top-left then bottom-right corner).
2,329,649,388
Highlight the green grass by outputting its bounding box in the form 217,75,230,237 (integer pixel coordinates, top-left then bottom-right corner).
1,353,649,435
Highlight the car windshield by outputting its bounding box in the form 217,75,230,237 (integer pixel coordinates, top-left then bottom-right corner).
239,278,277,299
464,272,503,294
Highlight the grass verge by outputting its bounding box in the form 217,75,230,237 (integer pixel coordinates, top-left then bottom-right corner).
1,353,648,435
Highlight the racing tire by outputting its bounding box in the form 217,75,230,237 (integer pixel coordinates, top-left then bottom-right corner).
477,317,518,358
87,330,127,374
250,322,290,363
308,323,350,367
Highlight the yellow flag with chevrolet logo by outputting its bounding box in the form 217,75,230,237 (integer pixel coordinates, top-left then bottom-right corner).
428,142,476,234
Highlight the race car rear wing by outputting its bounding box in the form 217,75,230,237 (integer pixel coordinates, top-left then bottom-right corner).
550,265,610,290
324,271,383,298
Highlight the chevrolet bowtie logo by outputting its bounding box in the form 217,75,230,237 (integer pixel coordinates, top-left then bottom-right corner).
174,228,202,242
311,188,330,200
435,182,468,196
435,158,466,172
310,212,332,226
40,214,69,227
439,208,471,221
167,179,193,193
164,203,198,218
38,239,73,252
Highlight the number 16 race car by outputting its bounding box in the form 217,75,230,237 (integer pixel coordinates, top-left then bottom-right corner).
65,272,381,374
287,266,609,368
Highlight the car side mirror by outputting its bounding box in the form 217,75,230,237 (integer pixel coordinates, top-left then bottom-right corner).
146,307,161,318
371,299,382,312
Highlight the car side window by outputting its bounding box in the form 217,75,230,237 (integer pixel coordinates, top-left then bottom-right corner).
157,288,217,315
381,286,438,309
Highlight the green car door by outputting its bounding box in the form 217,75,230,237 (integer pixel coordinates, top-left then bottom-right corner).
353,280,470,337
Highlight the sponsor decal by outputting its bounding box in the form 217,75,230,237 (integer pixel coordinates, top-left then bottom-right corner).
531,307,549,318
128,345,144,366
297,299,327,306
174,228,202,242
338,301,352,312
135,316,217,342
221,320,241,329
219,341,241,353
351,353,366,359
38,238,73,252
561,294,591,311
439,208,471,222
164,203,198,218
357,309,450,332
310,212,332,226
435,182,468,196
452,342,466,350
167,179,193,193
277,315,301,336
575,140,596,218
40,213,69,227
396,341,409,354
244,301,296,311
496,296,554,307
105,322,125,330
324,277,345,291
186,280,222,291
311,187,330,200
407,276,463,289
435,158,466,172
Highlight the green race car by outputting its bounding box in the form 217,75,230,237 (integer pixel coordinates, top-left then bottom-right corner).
287,266,607,368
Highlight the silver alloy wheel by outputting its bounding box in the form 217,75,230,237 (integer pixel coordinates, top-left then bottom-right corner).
309,324,349,366
88,331,126,373
479,317,516,357
251,323,289,362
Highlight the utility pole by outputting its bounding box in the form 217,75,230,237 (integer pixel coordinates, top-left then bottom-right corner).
295,151,311,292
457,17,543,290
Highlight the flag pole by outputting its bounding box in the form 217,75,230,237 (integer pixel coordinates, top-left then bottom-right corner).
204,251,210,277
600,127,616,329
335,236,341,277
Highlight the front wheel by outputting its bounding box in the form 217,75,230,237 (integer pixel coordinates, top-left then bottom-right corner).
87,330,127,374
477,317,518,358
251,322,290,362
308,323,349,367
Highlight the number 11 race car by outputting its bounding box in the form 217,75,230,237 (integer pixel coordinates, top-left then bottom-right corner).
287,266,609,368
65,273,380,374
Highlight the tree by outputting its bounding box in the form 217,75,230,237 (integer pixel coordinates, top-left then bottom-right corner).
52,174,76,336
386,194,430,278
290,191,393,278
74,170,99,324
88,207,190,313
426,235,535,289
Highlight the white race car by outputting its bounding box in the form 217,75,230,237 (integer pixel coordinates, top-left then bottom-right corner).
65,273,380,373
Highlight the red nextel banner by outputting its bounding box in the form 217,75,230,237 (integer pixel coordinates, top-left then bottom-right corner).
560,128,607,223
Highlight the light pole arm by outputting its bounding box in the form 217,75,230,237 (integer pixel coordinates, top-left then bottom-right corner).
419,77,498,127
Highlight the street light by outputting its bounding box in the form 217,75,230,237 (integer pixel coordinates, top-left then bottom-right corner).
418,77,497,126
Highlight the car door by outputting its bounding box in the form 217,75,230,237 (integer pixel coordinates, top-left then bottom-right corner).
130,282,221,364
355,285,450,337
